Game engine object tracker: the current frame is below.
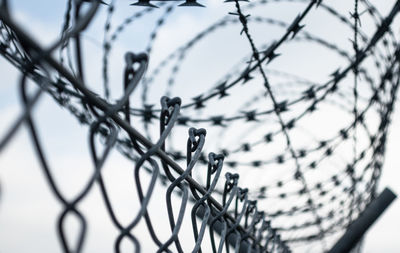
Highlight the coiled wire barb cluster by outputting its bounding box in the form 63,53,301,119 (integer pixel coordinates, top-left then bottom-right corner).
0,0,400,252
0,1,290,252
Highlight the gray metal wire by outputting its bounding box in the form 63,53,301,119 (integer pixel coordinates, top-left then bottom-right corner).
0,0,399,252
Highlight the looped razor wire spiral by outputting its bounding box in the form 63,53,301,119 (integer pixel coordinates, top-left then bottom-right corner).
1,0,400,252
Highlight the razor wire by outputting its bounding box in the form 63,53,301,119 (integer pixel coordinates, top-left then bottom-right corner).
0,0,400,252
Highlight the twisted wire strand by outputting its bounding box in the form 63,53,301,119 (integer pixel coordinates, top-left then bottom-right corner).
1,0,399,252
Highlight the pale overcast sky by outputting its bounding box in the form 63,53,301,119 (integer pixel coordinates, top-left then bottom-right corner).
0,0,399,252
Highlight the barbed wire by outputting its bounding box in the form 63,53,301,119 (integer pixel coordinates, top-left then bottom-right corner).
1,0,399,252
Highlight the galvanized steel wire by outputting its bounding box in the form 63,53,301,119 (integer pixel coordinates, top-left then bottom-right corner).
0,0,400,252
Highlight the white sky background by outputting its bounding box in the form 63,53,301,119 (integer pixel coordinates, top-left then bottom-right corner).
0,0,399,252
